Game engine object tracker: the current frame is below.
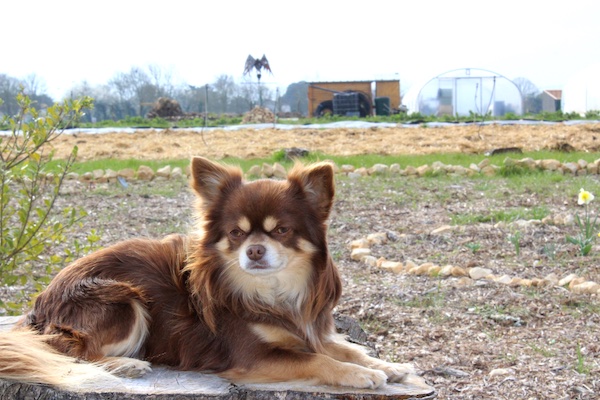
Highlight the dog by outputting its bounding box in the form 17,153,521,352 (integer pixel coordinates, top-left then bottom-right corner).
0,156,414,390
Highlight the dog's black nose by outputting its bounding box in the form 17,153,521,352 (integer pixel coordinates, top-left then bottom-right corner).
246,245,266,261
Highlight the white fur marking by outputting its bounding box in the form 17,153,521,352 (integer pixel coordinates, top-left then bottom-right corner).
216,237,230,252
297,238,317,253
239,241,285,273
227,238,316,312
238,216,251,233
101,301,150,358
251,323,307,350
263,216,278,232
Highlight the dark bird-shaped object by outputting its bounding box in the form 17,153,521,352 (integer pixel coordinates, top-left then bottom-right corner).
243,54,272,80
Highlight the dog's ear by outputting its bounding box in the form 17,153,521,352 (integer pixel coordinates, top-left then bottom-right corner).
288,162,335,221
190,157,243,206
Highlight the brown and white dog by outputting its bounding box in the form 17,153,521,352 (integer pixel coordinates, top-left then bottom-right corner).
0,157,414,390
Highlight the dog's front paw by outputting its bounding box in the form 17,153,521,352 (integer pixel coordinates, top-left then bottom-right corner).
337,365,387,389
377,362,416,383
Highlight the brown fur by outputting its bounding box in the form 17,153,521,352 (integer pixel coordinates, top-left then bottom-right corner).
0,157,414,390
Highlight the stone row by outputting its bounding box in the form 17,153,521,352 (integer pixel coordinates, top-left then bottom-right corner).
63,165,186,183
337,157,600,178
349,232,600,296
245,157,600,179
56,156,600,184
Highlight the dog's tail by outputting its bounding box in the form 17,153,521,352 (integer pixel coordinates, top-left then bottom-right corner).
0,328,120,391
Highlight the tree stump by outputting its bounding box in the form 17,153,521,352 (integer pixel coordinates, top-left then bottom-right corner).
0,316,435,399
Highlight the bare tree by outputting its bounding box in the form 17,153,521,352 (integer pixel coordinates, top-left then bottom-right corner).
280,82,308,115
60,66,279,120
174,84,205,114
147,64,175,97
67,81,116,122
513,77,541,114
108,65,183,117
21,74,47,97
109,67,155,116
0,74,23,115
212,75,235,113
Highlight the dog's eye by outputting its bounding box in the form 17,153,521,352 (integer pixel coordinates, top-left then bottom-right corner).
229,229,245,238
274,226,290,235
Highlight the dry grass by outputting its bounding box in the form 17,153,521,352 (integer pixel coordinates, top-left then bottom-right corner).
48,123,600,161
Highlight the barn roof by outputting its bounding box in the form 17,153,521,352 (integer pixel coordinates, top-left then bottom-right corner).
543,90,562,100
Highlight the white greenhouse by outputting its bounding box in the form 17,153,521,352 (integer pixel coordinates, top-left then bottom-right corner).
409,68,523,117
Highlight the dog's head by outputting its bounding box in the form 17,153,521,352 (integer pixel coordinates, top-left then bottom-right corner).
187,157,340,328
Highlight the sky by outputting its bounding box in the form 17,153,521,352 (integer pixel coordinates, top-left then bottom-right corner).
2,0,600,101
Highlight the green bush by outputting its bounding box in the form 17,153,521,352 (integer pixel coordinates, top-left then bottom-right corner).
0,92,100,315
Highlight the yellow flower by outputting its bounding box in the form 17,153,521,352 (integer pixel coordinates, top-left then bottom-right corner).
578,188,594,205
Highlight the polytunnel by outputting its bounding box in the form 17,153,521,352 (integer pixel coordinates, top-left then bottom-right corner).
414,68,522,117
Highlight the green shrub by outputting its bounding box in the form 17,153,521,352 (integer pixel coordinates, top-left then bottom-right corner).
0,92,100,315
585,109,600,119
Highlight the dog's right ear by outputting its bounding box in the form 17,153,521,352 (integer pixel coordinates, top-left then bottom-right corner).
287,161,335,222
190,157,243,207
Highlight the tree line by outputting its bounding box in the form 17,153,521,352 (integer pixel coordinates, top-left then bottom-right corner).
0,74,54,117
0,65,309,122
1,66,545,120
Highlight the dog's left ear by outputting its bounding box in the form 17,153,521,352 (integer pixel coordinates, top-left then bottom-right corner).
190,157,243,207
288,162,335,221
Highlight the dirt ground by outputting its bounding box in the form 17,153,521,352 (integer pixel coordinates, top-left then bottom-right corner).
49,123,600,160
7,123,600,399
